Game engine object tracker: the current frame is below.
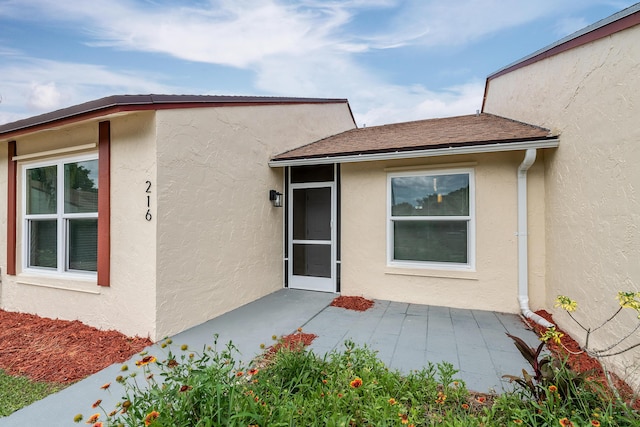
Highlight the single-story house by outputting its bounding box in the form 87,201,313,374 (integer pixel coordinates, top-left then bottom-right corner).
0,95,356,340
1,3,638,390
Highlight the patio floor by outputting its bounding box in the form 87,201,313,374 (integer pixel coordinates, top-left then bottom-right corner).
1,289,541,426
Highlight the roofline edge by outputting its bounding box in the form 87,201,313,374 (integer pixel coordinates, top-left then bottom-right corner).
268,138,560,167
485,4,640,82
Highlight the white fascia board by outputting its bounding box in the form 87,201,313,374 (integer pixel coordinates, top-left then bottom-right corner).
268,138,559,167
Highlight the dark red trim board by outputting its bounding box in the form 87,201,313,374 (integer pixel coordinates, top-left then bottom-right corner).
97,122,111,286
7,141,17,275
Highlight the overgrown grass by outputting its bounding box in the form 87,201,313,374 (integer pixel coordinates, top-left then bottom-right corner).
76,334,639,427
0,369,65,417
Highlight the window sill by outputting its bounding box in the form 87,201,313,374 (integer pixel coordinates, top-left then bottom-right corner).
17,273,100,295
384,266,478,281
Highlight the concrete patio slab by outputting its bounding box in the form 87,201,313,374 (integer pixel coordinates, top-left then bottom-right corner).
0,289,540,426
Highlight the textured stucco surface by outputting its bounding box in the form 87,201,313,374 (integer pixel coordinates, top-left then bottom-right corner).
484,26,640,388
153,103,355,338
339,151,547,313
0,113,158,338
0,102,355,341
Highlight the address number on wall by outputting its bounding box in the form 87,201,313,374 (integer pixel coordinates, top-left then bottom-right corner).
145,180,152,221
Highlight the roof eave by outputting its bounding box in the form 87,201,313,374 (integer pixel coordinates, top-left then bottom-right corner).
269,137,560,167
0,94,351,139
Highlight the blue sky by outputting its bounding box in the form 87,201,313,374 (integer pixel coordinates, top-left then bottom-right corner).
0,0,636,127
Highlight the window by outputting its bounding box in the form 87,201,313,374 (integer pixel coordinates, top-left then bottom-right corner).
388,169,474,269
23,155,98,274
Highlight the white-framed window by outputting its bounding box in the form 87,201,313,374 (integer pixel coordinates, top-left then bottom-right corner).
388,168,475,270
22,154,99,275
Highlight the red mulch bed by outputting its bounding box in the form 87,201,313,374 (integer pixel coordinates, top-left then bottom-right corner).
265,330,318,357
330,295,374,311
0,309,152,384
525,310,639,409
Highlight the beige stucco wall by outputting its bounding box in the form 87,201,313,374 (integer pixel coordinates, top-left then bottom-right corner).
0,112,158,339
484,25,640,388
154,103,355,338
340,151,547,313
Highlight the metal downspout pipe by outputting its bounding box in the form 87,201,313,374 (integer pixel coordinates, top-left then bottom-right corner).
518,149,555,328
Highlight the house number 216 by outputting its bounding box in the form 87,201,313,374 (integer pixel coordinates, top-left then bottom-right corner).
145,181,152,221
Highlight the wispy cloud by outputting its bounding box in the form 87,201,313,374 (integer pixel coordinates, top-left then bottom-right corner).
0,0,632,125
0,53,176,117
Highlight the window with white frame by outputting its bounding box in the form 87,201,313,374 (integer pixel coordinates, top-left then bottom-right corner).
388,169,474,268
23,155,98,274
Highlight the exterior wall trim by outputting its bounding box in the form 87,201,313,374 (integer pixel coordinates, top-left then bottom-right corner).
97,121,111,286
269,138,559,167
7,140,17,275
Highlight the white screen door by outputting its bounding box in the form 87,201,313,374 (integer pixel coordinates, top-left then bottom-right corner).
288,182,335,292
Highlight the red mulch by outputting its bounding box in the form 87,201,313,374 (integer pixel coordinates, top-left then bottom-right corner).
0,309,152,384
265,331,318,357
525,310,639,409
330,295,374,311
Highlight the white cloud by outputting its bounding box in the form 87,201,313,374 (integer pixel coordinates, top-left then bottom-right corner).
27,82,64,110
0,54,177,121
1,0,633,126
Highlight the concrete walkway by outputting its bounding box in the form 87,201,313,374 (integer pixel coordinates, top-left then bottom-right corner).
1,289,541,426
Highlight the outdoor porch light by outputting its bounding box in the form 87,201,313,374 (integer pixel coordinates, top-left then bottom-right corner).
269,189,283,207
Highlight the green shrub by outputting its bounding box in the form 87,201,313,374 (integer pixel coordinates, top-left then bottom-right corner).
76,334,639,426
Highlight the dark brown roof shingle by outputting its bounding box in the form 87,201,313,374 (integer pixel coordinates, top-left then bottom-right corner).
272,113,555,162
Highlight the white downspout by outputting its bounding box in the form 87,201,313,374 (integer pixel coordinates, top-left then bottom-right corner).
518,149,555,328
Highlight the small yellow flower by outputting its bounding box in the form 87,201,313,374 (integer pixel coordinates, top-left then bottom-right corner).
120,365,128,372
73,413,83,423
181,344,188,351
540,327,564,344
513,420,523,424
555,295,577,312
617,291,640,317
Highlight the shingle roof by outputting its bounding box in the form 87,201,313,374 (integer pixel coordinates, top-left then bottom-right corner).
0,94,351,138
271,113,555,162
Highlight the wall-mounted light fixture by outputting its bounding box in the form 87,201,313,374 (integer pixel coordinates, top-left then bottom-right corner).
269,189,283,207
